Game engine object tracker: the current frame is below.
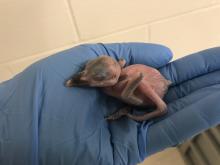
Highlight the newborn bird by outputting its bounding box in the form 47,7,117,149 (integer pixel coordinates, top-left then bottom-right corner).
65,56,171,121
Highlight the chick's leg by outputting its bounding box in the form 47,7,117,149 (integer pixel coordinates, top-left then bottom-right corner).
105,72,147,121
121,72,144,105
105,73,144,121
105,106,131,121
126,82,168,121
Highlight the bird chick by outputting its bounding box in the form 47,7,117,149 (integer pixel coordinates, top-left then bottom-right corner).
66,55,171,121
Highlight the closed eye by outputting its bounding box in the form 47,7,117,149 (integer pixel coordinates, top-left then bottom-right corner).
93,74,106,81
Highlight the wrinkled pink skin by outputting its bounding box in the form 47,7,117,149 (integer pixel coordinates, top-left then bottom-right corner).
65,55,171,121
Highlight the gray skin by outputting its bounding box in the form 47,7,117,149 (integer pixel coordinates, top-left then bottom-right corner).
65,55,171,121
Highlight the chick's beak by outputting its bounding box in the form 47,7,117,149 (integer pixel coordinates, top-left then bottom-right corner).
65,79,74,87
65,71,89,87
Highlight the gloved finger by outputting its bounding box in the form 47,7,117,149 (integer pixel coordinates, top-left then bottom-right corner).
159,47,220,86
159,83,220,122
138,85,220,158
81,42,173,68
164,70,220,103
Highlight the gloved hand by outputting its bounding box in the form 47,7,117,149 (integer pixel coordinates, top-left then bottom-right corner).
0,43,220,165
142,46,220,158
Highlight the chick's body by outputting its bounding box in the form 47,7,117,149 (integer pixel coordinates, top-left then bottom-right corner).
103,64,171,107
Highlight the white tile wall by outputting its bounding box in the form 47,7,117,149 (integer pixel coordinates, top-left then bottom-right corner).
70,0,215,40
0,65,13,82
0,0,78,63
150,5,220,59
88,26,148,43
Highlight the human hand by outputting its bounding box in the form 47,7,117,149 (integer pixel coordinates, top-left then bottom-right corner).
0,42,172,165
139,47,220,161
2,43,219,165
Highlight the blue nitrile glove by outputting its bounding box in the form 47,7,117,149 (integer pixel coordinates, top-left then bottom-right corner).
139,47,220,160
0,43,219,165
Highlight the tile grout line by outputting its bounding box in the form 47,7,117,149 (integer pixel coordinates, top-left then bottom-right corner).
64,0,81,40
147,3,220,25
76,25,150,42
85,25,150,42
